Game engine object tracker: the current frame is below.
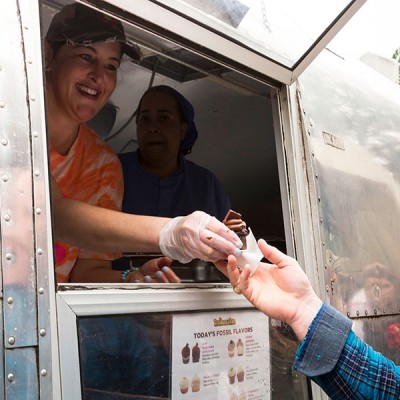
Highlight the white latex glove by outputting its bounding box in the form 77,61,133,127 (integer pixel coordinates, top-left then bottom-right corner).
159,211,243,263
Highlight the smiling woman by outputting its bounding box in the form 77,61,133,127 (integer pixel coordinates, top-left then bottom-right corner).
46,41,121,145
44,3,243,285
44,3,141,283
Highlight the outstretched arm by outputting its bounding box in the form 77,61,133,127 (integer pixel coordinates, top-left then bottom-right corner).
52,178,166,252
215,238,322,340
216,239,400,399
51,177,242,262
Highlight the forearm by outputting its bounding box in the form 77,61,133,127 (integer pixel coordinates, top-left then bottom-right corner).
52,177,241,263
313,331,400,399
69,258,119,283
69,258,145,283
295,304,400,399
53,196,169,253
289,295,323,342
71,265,123,283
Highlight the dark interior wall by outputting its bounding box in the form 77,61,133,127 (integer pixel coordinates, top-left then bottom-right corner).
181,79,284,242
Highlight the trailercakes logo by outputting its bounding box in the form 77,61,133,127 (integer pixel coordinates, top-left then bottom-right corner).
213,317,236,327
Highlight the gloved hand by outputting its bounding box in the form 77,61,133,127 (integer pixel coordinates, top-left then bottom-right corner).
159,211,243,263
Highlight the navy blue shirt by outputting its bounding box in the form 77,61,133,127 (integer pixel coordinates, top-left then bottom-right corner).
119,150,231,221
113,151,231,270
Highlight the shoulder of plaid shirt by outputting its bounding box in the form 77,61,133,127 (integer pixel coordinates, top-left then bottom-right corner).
293,303,400,399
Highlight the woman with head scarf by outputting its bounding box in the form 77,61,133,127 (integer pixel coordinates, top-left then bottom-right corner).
112,85,232,274
119,85,231,221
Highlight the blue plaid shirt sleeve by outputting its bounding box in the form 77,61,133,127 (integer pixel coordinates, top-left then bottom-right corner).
294,303,400,399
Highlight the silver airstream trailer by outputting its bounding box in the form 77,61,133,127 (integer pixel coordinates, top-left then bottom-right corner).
4,0,400,399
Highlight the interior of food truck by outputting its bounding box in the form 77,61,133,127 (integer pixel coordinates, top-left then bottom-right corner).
41,0,287,284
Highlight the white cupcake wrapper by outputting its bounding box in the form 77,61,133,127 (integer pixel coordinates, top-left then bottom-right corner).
236,228,263,275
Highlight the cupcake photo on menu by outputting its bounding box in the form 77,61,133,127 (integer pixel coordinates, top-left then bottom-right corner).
181,343,190,364
237,365,245,383
239,390,247,400
230,392,238,400
228,367,236,384
180,376,190,394
228,339,235,357
237,338,244,356
191,374,201,392
192,342,200,363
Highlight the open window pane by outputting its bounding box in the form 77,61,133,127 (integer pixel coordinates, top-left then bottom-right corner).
154,0,353,67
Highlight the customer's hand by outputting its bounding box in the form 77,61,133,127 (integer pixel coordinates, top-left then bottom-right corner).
215,239,322,341
159,211,242,263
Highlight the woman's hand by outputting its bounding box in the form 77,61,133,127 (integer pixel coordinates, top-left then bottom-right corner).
126,256,181,283
159,211,243,263
215,239,322,341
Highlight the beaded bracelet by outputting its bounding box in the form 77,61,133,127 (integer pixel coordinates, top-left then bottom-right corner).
121,266,140,282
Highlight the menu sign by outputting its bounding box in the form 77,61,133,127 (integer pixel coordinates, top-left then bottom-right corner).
171,310,270,400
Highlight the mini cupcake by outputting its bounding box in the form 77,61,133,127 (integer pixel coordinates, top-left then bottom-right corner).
239,390,247,400
180,376,189,394
230,392,238,400
237,365,245,382
181,343,190,364
228,367,236,384
191,374,200,392
228,339,235,357
223,209,249,250
237,338,244,356
192,342,200,363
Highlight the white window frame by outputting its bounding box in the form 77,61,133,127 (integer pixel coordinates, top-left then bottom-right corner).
57,284,253,400
95,0,366,84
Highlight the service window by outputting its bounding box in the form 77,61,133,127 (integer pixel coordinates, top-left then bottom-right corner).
41,0,287,284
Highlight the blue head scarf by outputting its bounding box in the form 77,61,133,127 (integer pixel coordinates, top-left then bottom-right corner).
137,85,198,155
